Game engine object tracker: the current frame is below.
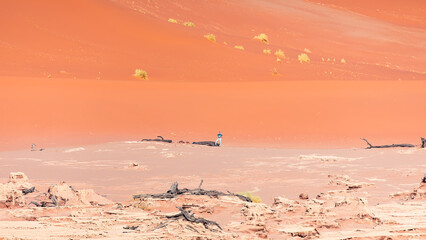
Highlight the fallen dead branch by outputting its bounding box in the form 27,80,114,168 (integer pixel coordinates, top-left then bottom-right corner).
123,226,139,230
133,181,252,202
141,136,172,143
152,206,222,232
361,138,425,149
192,141,217,147
22,186,35,195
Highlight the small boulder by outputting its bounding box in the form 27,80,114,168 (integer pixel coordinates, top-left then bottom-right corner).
299,193,309,200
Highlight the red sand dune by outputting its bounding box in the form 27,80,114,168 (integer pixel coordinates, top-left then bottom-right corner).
0,0,425,150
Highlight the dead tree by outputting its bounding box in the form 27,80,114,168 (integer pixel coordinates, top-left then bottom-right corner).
133,181,251,202
152,206,222,231
22,186,35,195
192,141,217,147
361,138,416,149
141,136,172,143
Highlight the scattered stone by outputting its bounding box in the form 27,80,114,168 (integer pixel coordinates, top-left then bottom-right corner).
279,226,319,238
299,193,309,200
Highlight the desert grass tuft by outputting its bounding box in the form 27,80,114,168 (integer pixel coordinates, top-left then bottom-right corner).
168,18,178,24
263,49,271,55
273,68,279,76
234,45,244,50
238,191,262,203
183,21,195,27
134,69,148,80
274,49,285,59
204,34,216,43
341,58,346,64
253,33,269,44
298,53,310,63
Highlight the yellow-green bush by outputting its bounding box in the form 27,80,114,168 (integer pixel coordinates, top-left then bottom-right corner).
204,34,216,43
168,18,178,24
275,49,285,59
238,191,262,203
298,53,310,63
253,33,269,44
183,21,195,27
134,69,148,80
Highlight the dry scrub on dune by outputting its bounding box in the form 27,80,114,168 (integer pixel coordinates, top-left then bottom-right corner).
183,21,195,27
275,49,285,59
304,48,312,53
168,18,178,24
263,49,271,55
234,45,244,50
298,53,310,63
253,33,269,44
134,69,148,80
204,34,216,43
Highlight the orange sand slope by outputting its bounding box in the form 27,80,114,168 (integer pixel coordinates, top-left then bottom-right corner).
1,0,425,81
0,0,425,150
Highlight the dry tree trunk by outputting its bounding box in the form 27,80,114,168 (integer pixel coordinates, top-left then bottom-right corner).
133,181,252,202
141,136,172,143
361,138,425,149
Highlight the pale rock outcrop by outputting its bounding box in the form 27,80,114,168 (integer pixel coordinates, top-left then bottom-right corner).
0,172,34,207
328,174,374,190
391,181,426,200
48,182,113,206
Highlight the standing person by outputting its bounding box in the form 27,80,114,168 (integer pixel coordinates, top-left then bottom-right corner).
215,131,223,146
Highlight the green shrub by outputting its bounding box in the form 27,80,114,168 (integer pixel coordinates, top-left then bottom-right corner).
238,191,262,203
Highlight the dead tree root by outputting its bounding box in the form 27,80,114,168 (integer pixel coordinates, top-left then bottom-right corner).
133,181,251,203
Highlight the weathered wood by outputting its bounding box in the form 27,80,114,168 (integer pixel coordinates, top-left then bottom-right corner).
29,201,41,207
161,207,222,231
168,182,179,194
151,219,175,231
227,191,252,202
177,206,222,230
133,181,252,203
29,201,56,207
421,138,426,148
192,141,218,147
69,185,77,192
123,226,139,230
361,138,416,149
141,136,172,143
50,195,58,207
22,186,35,195
185,225,199,233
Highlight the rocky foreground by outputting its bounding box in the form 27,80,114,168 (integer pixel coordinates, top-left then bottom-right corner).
1,172,426,239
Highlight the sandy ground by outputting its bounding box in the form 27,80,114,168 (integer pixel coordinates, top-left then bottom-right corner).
1,141,425,204
1,141,426,239
1,0,425,150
